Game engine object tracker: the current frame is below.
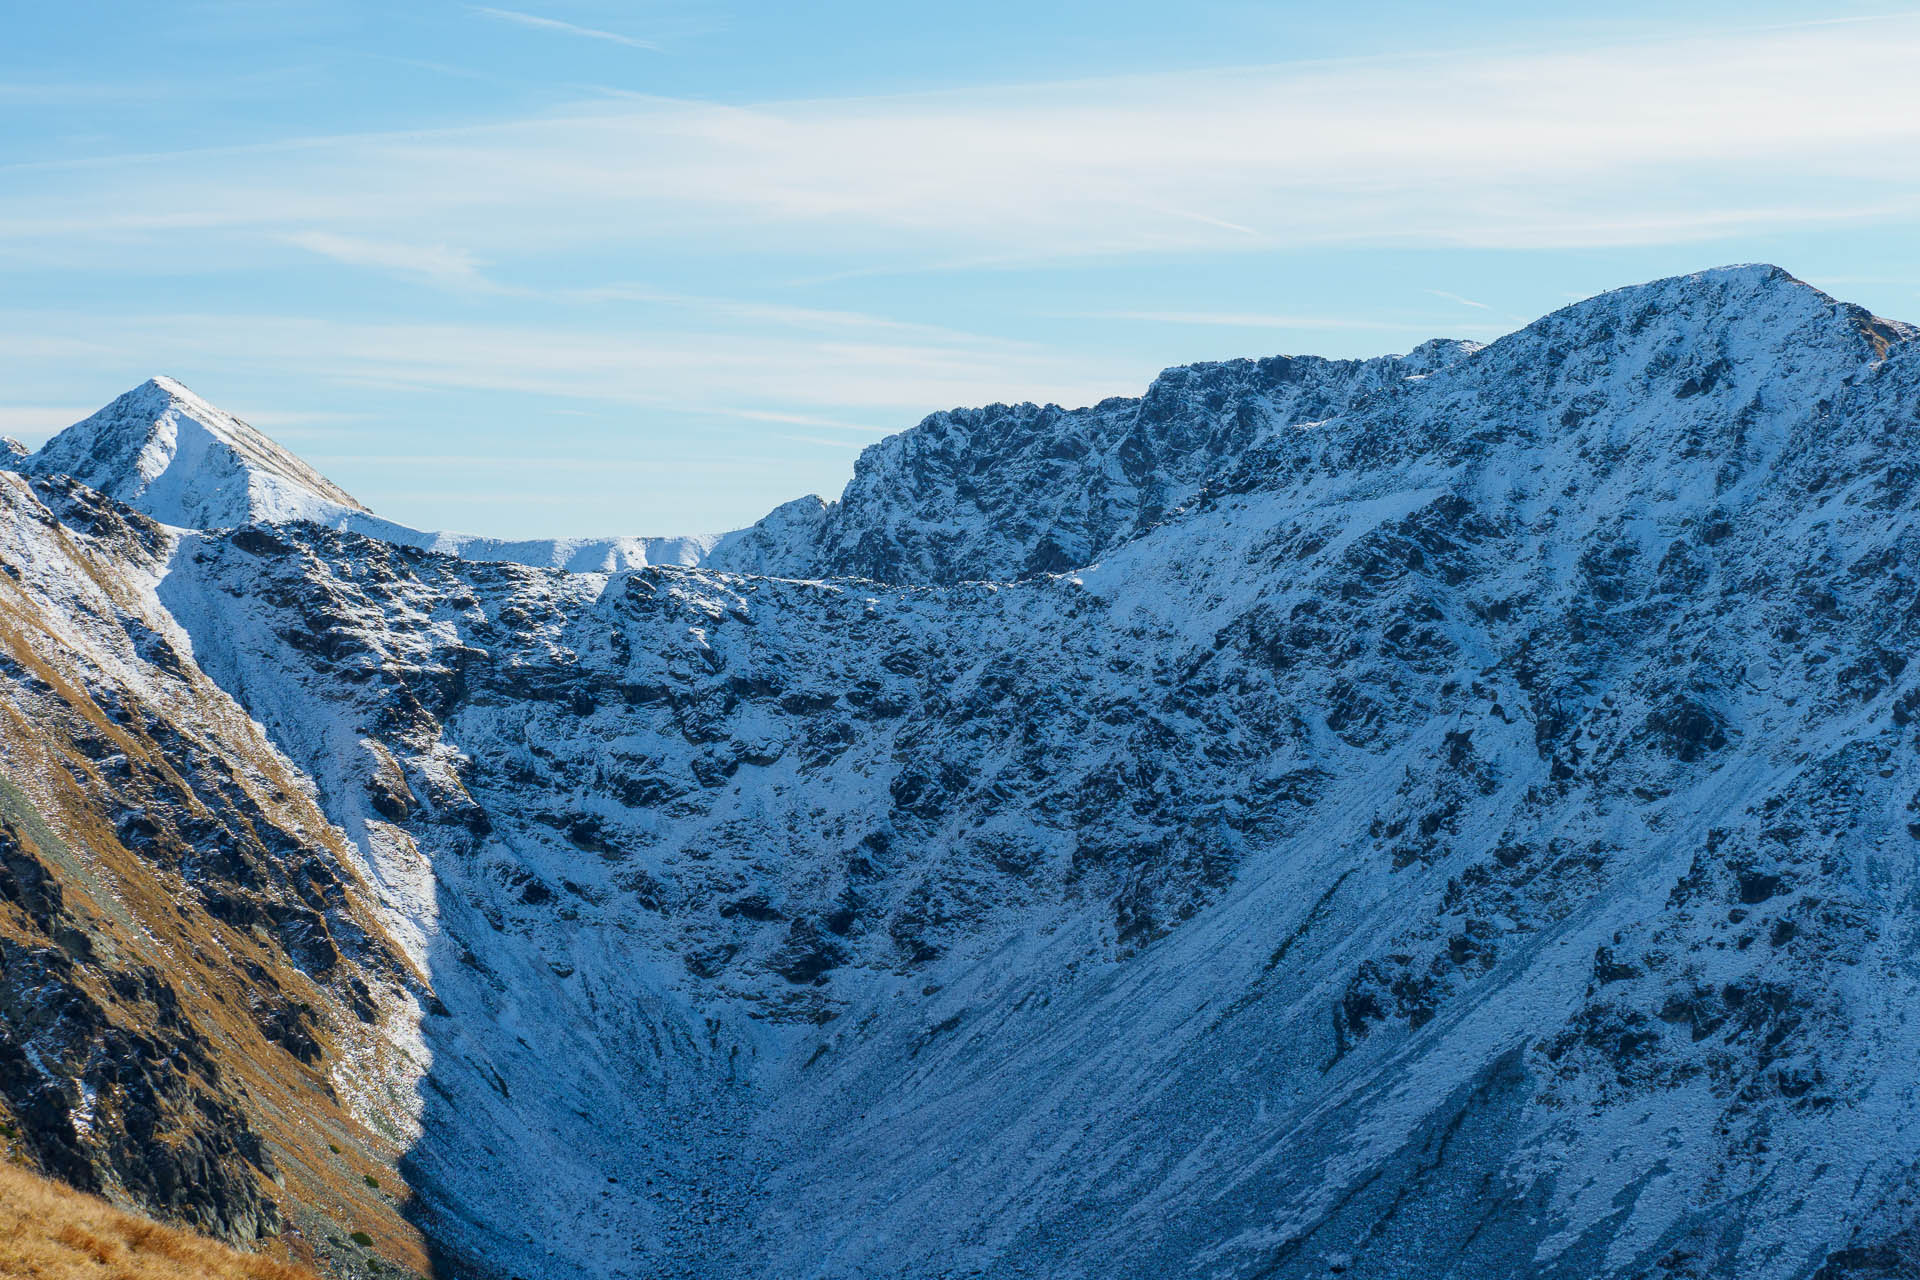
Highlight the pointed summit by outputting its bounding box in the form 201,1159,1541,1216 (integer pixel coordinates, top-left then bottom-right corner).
1510,264,1916,365
13,376,368,531
13,378,719,569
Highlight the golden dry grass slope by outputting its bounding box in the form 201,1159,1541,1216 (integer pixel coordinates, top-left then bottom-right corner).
0,1159,318,1280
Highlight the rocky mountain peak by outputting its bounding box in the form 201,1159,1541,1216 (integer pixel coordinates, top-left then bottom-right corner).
11,375,369,530
1507,264,1916,373
706,266,1917,587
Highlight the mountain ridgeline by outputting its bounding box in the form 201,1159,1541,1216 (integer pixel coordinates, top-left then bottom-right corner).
4,265,1920,1279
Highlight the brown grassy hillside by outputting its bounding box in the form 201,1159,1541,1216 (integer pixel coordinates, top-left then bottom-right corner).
0,1160,318,1279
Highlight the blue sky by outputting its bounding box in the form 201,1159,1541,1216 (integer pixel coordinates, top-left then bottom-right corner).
5,2,1920,537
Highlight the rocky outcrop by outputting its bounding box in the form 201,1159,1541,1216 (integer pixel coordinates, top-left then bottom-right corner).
0,771,284,1241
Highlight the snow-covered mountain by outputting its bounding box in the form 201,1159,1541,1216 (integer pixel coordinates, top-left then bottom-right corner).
5,265,1920,1280
2,377,717,572
11,375,370,528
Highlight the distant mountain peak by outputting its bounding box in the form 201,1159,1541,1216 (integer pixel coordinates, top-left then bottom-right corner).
1,436,24,458
10,377,716,571
14,375,369,530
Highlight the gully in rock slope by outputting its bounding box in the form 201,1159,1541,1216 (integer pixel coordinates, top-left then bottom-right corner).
4,266,1920,1280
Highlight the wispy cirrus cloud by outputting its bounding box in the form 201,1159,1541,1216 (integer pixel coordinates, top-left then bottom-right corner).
1,14,1918,285
282,231,500,291
473,7,659,51
1424,290,1491,311
722,408,900,433
0,308,1140,420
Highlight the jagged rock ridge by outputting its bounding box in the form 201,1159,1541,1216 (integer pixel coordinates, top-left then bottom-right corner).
706,337,1483,583
5,266,1920,1280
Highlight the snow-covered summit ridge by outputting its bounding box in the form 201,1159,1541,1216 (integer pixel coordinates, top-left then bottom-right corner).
1591,263,1913,344
9,375,369,530
1524,264,1915,373
708,265,1915,583
1212,262,1919,485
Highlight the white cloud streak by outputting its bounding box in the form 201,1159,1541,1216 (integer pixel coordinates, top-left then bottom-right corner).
721,408,899,433
1424,290,1491,311
6,17,1920,269
282,231,499,290
0,310,1145,420
473,7,659,51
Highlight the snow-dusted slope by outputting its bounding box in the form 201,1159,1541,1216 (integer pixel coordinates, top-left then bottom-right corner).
7,265,1920,1280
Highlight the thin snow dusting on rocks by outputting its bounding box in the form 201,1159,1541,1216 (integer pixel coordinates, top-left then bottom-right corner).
5,265,1920,1279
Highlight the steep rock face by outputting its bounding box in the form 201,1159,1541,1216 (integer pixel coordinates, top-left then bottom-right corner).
707,338,1481,583
7,265,1920,1280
